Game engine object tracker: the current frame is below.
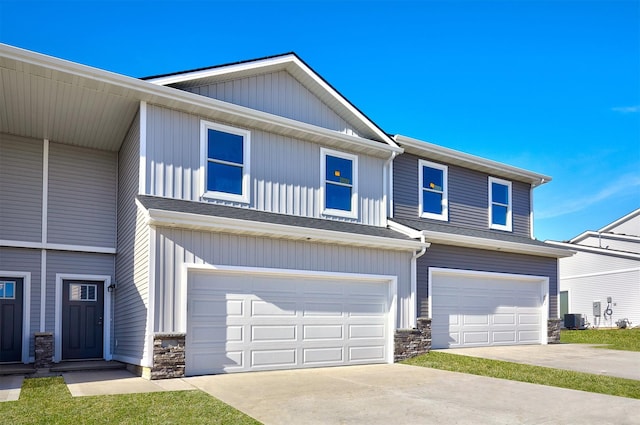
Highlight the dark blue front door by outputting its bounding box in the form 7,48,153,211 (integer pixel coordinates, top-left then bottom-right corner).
62,280,104,360
0,277,23,363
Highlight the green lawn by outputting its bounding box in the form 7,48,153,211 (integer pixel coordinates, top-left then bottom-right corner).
0,377,261,425
403,351,640,399
560,328,640,351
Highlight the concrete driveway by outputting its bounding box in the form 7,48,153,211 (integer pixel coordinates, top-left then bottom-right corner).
438,344,640,380
185,364,640,425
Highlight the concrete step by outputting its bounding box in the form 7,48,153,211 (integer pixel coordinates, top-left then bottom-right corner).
50,360,126,373
0,363,36,376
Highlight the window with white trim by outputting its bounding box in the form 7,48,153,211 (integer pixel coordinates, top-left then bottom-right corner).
489,176,512,231
200,120,251,203
69,283,97,301
419,160,448,221
321,148,358,218
0,281,16,299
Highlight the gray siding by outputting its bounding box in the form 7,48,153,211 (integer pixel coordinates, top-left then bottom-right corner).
0,134,42,242
47,142,117,247
0,247,42,358
115,113,151,363
145,104,385,226
176,70,362,137
44,251,115,332
153,228,413,331
417,244,558,318
393,153,531,237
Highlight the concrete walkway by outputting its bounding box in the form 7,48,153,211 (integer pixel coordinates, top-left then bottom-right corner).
185,363,640,425
63,369,196,397
0,375,23,402
437,344,640,380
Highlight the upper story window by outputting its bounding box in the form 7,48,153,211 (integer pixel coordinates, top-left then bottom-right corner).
418,160,448,221
200,120,251,203
489,176,512,231
321,148,358,219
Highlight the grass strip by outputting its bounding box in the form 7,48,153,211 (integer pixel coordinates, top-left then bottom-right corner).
561,328,640,351
0,377,261,425
403,351,640,399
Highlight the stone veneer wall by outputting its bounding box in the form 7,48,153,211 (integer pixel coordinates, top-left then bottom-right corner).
150,333,186,380
547,319,562,344
394,318,431,361
35,332,54,369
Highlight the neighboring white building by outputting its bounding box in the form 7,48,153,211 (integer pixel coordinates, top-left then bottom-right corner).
548,209,640,328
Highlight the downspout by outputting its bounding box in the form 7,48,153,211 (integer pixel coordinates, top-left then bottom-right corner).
410,233,428,328
383,151,397,222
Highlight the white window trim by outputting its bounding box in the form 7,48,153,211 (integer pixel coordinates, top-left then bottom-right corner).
488,176,512,231
320,147,358,219
418,159,448,221
200,120,251,204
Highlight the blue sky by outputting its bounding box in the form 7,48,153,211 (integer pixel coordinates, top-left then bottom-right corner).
1,0,638,241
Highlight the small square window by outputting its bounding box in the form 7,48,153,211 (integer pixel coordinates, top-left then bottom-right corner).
0,281,16,299
201,121,251,203
489,177,512,231
321,148,358,218
69,283,97,301
419,160,448,221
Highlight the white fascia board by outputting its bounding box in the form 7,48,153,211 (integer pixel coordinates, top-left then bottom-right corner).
0,44,401,156
0,239,116,254
387,219,428,240
394,134,551,186
598,208,640,233
546,240,640,259
570,230,640,244
146,53,400,150
422,231,574,258
145,208,426,252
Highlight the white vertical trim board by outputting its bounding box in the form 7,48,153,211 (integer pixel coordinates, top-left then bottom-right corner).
40,251,46,332
139,101,147,195
41,139,49,244
143,226,157,368
0,271,31,364
54,274,112,362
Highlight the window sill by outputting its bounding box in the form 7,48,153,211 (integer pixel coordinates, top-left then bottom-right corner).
202,191,250,204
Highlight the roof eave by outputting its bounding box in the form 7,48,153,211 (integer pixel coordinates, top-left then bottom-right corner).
145,208,426,252
394,134,551,186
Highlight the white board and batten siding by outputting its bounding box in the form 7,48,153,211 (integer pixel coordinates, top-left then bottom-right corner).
176,69,363,137
144,104,385,226
430,268,548,349
186,268,394,375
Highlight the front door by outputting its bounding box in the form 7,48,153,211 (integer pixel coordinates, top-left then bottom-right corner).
62,280,104,360
0,278,23,362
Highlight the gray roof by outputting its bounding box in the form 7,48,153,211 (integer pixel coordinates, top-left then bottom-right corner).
392,217,554,248
138,195,414,242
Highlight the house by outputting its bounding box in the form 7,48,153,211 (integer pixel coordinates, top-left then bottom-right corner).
0,43,571,377
547,209,640,328
388,136,573,348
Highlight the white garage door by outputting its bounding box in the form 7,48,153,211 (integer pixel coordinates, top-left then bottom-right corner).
186,269,393,375
431,269,547,349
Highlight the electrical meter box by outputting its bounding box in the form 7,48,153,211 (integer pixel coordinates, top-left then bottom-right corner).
593,301,602,317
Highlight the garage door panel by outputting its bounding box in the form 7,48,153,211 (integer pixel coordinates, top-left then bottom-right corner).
187,272,391,375
251,300,296,317
462,331,489,345
304,347,344,364
431,271,545,349
251,349,296,368
251,325,296,342
303,324,343,340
